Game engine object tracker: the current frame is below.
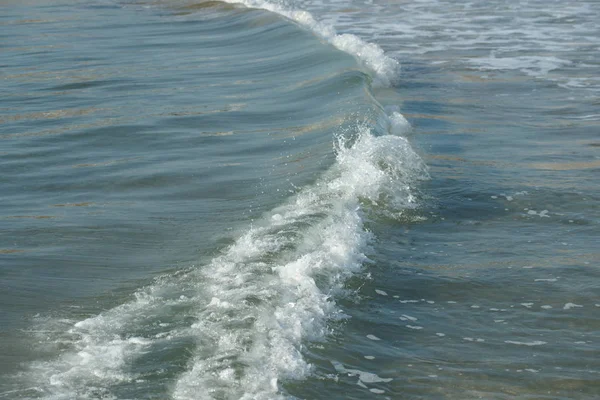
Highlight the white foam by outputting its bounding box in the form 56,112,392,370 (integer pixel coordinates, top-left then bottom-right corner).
331,361,392,384
527,209,551,218
399,314,417,322
505,340,547,346
302,0,598,92
20,289,192,399
221,0,399,86
563,303,583,310
468,54,572,77
385,108,412,136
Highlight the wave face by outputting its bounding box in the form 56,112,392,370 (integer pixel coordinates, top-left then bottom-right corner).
3,0,426,399
218,0,400,87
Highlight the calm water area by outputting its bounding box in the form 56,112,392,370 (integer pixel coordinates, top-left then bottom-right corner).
1,0,598,398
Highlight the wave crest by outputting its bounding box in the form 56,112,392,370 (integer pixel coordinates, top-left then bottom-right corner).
222,0,400,86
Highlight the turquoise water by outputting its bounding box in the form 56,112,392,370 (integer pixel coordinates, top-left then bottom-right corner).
1,0,599,399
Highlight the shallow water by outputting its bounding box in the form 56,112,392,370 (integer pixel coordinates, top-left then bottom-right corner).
1,0,599,399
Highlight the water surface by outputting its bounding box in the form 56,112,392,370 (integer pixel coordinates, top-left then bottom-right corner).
1,0,598,398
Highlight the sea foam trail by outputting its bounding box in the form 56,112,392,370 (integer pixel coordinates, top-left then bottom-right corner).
220,0,399,87
19,123,427,399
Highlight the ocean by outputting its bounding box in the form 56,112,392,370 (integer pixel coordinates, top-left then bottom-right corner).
1,0,598,398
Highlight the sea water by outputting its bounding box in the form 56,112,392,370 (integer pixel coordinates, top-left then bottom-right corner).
1,0,598,398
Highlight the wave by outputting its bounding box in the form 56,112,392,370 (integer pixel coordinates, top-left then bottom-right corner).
13,2,426,399
19,125,427,400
